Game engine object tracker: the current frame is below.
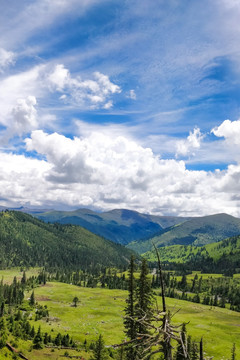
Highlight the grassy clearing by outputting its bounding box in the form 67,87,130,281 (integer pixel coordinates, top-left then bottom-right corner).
0,267,41,284
0,268,239,359
29,282,240,359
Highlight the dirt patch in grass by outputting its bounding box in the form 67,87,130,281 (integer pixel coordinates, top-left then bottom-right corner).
36,295,51,301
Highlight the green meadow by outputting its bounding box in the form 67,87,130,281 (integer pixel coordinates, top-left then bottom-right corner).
30,282,240,359
0,267,41,284
0,269,239,359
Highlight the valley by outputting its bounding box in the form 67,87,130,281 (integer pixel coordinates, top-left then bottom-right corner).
0,209,240,359
0,269,240,360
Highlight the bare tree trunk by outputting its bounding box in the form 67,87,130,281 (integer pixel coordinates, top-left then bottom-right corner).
153,243,172,360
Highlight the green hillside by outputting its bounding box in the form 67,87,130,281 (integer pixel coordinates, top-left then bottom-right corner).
0,210,134,270
128,213,240,253
35,208,189,245
144,234,240,273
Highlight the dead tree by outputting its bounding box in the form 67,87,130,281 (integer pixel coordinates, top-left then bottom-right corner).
113,244,190,360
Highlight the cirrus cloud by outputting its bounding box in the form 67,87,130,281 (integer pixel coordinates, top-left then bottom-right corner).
0,48,15,72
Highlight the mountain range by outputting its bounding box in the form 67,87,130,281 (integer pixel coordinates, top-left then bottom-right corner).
34,208,189,245
1,207,240,274
127,213,240,253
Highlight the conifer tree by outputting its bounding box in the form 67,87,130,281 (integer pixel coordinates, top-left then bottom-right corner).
33,326,43,349
0,301,4,317
0,318,7,348
91,334,108,360
30,325,35,339
231,343,236,360
135,258,154,359
21,271,26,285
199,338,204,360
191,342,199,360
135,258,153,335
29,291,35,306
124,255,137,360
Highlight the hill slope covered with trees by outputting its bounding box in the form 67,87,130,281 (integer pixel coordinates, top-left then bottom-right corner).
144,234,240,274
128,213,240,253
0,211,134,270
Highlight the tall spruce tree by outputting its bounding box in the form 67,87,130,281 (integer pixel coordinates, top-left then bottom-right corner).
135,258,154,335
135,258,154,359
124,255,137,360
29,291,35,306
91,334,108,360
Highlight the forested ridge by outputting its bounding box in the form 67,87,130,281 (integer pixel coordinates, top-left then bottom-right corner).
0,211,134,270
128,213,240,253
144,235,240,275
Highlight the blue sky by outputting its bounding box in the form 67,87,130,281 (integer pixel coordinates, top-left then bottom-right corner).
1,0,240,216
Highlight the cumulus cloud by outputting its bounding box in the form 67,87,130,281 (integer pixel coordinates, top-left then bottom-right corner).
48,64,121,109
9,96,38,137
25,130,95,184
0,64,45,128
0,48,15,72
0,62,121,143
176,127,203,157
19,128,240,216
212,119,240,145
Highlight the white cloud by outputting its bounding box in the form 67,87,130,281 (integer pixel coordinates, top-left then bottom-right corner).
0,48,15,72
18,128,240,216
0,152,50,207
9,96,38,137
48,65,121,109
0,64,45,126
0,0,103,49
48,64,69,91
176,128,204,157
128,89,137,100
212,119,240,145
0,62,120,142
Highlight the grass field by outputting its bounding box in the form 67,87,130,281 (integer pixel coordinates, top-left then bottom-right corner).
0,267,41,284
0,269,239,359
30,282,240,359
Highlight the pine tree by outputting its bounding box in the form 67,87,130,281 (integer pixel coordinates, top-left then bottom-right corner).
0,302,4,317
91,334,108,360
44,332,49,345
231,343,236,360
29,291,35,306
30,325,35,338
33,326,43,349
213,294,218,307
124,255,137,360
73,296,79,307
0,318,7,348
135,258,154,359
135,259,153,334
199,338,204,360
191,342,199,360
21,271,26,285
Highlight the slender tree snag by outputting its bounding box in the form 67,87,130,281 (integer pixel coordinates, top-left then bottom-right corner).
152,242,166,313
